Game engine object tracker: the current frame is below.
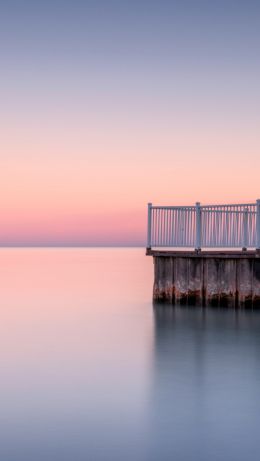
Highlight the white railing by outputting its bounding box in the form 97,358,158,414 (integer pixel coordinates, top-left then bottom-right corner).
147,200,260,250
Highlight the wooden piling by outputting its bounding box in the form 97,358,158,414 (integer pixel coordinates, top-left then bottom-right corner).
147,249,260,308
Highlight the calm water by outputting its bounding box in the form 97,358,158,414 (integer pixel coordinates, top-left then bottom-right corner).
1,248,260,461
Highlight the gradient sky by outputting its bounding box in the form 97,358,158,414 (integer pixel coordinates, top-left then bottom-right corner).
1,0,260,245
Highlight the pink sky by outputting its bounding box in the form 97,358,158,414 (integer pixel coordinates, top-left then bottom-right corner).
1,1,260,245
1,119,259,245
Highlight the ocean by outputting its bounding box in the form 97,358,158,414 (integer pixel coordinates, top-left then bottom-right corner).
0,248,260,461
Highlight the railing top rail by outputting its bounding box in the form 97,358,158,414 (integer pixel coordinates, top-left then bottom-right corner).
202,209,256,214
150,203,256,209
151,205,195,210
202,203,256,208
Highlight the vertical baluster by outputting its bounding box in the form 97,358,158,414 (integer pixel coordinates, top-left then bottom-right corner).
153,208,155,246
207,208,209,247
256,199,260,250
189,208,192,247
172,209,175,246
242,207,248,250
209,208,211,247
208,208,211,247
154,208,157,246
165,209,168,246
158,208,161,247
176,208,179,246
234,206,237,247
195,202,201,251
212,208,215,247
162,209,165,246
182,208,185,246
169,209,172,246
222,206,225,246
178,208,181,246
147,203,152,248
193,207,196,247
156,208,158,247
156,208,158,246
164,208,167,247
187,209,190,247
226,206,229,247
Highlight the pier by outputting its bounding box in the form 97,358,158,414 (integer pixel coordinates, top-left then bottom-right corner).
146,201,260,307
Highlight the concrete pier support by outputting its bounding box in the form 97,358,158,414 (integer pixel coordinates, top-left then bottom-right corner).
147,250,260,308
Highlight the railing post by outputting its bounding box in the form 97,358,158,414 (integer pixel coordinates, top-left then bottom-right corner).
195,202,201,251
147,203,152,249
242,207,248,251
256,199,260,250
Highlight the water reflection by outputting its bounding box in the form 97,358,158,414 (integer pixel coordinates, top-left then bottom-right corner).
0,248,153,461
151,306,260,461
1,249,260,460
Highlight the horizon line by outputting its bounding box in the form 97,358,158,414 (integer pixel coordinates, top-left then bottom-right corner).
0,245,145,248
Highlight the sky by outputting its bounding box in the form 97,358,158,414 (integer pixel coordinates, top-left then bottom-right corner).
0,0,260,246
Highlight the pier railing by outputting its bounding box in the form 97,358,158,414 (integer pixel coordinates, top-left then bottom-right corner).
147,200,260,250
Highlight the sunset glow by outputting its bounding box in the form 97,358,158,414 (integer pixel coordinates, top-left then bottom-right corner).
1,1,259,245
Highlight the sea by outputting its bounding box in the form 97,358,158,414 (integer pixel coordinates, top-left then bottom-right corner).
0,248,260,461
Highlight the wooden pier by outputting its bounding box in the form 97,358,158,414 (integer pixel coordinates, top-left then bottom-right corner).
146,201,260,307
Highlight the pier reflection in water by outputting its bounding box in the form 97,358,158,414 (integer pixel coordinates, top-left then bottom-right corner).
151,306,260,461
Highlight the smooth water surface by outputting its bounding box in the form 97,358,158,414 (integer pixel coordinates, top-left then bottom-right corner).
0,248,260,461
